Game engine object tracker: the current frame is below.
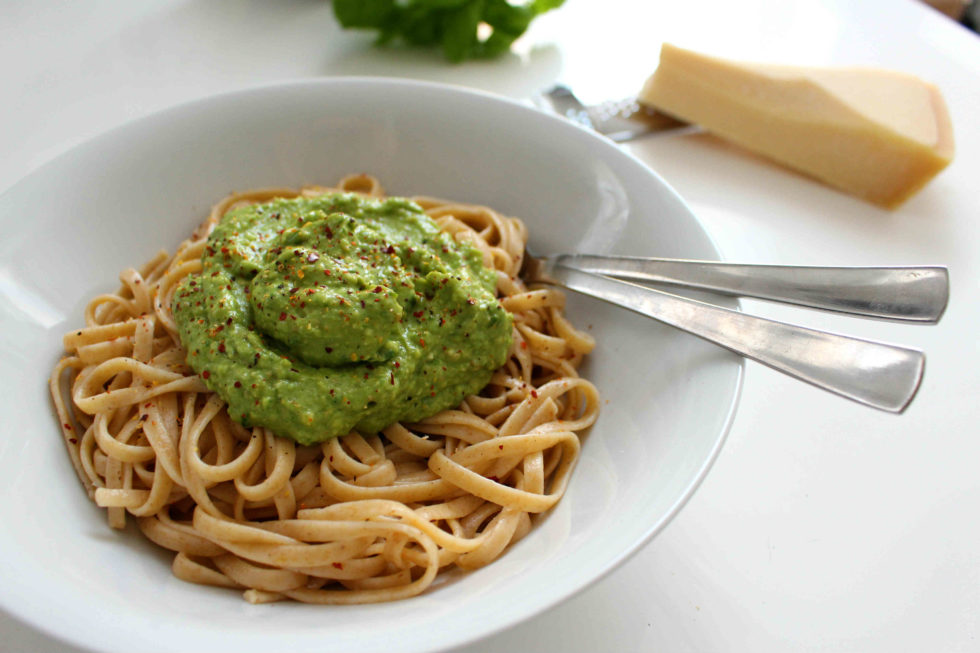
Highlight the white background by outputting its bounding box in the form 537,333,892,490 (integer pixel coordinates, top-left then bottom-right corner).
2,1,978,651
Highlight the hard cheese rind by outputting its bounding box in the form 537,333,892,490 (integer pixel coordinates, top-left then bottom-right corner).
639,44,954,208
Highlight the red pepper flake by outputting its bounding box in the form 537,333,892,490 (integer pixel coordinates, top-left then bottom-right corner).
279,312,287,321
394,361,400,368
68,438,78,444
234,381,242,388
226,317,233,325
531,390,538,398
389,372,395,385
498,444,504,450
202,370,210,380
384,244,395,254
218,342,226,353
63,423,72,430
419,338,426,347
520,341,528,350
372,286,383,293
413,310,424,318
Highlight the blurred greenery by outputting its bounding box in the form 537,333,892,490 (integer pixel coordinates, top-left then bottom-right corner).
332,0,565,62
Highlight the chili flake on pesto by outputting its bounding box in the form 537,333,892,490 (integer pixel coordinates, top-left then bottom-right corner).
172,193,512,445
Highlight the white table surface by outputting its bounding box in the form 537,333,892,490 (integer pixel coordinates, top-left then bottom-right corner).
2,1,978,651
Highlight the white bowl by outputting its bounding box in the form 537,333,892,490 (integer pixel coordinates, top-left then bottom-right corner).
0,78,741,653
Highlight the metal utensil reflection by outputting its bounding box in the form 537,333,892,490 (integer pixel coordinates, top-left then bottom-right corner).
537,84,691,142
523,252,949,412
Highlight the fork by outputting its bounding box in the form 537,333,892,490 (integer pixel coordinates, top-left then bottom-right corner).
537,84,692,142
522,252,949,413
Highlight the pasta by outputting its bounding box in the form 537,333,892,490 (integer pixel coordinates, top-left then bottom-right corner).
49,174,599,603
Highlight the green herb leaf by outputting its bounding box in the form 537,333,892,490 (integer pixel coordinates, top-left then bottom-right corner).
531,0,566,12
331,0,566,62
476,30,519,59
441,0,483,63
413,0,471,7
333,0,397,28
401,6,443,46
484,0,534,35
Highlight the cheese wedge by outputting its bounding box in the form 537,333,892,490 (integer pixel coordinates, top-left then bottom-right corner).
639,44,954,208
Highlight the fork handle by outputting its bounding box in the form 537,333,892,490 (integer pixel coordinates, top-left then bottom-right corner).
548,264,925,413
551,254,948,323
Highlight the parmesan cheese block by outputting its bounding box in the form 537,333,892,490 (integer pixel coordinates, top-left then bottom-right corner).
639,44,954,208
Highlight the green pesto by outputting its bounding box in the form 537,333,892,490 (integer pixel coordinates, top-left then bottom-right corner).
172,193,512,445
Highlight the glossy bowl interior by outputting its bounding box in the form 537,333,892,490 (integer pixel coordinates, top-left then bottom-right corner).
0,78,741,653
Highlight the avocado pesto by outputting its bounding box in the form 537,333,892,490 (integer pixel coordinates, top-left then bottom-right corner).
172,193,512,445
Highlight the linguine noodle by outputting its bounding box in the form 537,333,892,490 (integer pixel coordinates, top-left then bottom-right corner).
49,174,599,604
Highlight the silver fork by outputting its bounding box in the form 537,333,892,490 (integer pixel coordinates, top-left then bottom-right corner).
523,253,949,412
537,84,692,142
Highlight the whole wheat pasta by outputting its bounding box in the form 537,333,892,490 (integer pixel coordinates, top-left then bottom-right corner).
50,174,599,604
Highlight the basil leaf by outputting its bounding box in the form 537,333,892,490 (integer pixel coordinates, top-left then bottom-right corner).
331,0,566,62
401,6,443,45
475,30,519,59
333,0,397,28
441,0,483,63
531,0,566,13
484,0,534,34
412,0,471,7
